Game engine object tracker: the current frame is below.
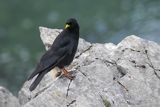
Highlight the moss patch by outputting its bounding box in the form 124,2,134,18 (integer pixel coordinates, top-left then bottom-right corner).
103,99,111,107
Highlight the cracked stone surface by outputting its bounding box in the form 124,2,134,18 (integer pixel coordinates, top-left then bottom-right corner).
0,86,20,107
18,27,160,107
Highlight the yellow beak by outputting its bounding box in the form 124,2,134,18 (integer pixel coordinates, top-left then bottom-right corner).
65,24,70,29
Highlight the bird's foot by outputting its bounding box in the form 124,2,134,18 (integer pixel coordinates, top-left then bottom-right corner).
62,68,75,80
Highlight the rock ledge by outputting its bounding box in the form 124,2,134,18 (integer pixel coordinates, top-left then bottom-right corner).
18,27,160,107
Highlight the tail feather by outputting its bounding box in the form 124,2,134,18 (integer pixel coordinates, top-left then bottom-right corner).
29,71,46,91
27,65,44,81
28,64,56,81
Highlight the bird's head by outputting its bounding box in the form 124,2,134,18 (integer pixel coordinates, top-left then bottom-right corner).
64,18,79,33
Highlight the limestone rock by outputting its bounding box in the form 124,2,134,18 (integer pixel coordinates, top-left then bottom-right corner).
0,86,20,107
19,27,160,107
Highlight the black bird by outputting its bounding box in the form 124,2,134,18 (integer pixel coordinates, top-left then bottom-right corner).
28,18,79,91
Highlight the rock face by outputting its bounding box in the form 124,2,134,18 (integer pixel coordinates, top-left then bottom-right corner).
0,86,20,107
18,27,160,107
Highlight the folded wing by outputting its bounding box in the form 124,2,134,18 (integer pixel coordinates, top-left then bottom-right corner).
28,38,73,80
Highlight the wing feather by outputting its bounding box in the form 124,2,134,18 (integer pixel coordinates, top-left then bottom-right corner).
28,37,73,80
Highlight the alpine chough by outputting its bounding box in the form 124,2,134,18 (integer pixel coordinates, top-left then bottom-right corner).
28,18,79,91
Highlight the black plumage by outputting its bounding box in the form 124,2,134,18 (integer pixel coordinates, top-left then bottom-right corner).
28,18,79,91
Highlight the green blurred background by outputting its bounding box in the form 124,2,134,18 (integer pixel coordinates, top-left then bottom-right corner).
0,0,160,95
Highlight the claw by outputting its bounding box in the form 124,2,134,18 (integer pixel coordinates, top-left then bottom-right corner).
62,68,75,80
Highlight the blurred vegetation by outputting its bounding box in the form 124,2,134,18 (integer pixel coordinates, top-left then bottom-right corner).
0,0,160,95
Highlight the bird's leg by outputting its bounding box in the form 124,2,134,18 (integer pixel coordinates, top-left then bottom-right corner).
62,68,75,80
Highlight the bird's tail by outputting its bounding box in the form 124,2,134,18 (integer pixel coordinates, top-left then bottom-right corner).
29,71,46,91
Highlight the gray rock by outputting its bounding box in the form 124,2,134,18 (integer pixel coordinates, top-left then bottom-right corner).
19,27,160,107
0,86,20,107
